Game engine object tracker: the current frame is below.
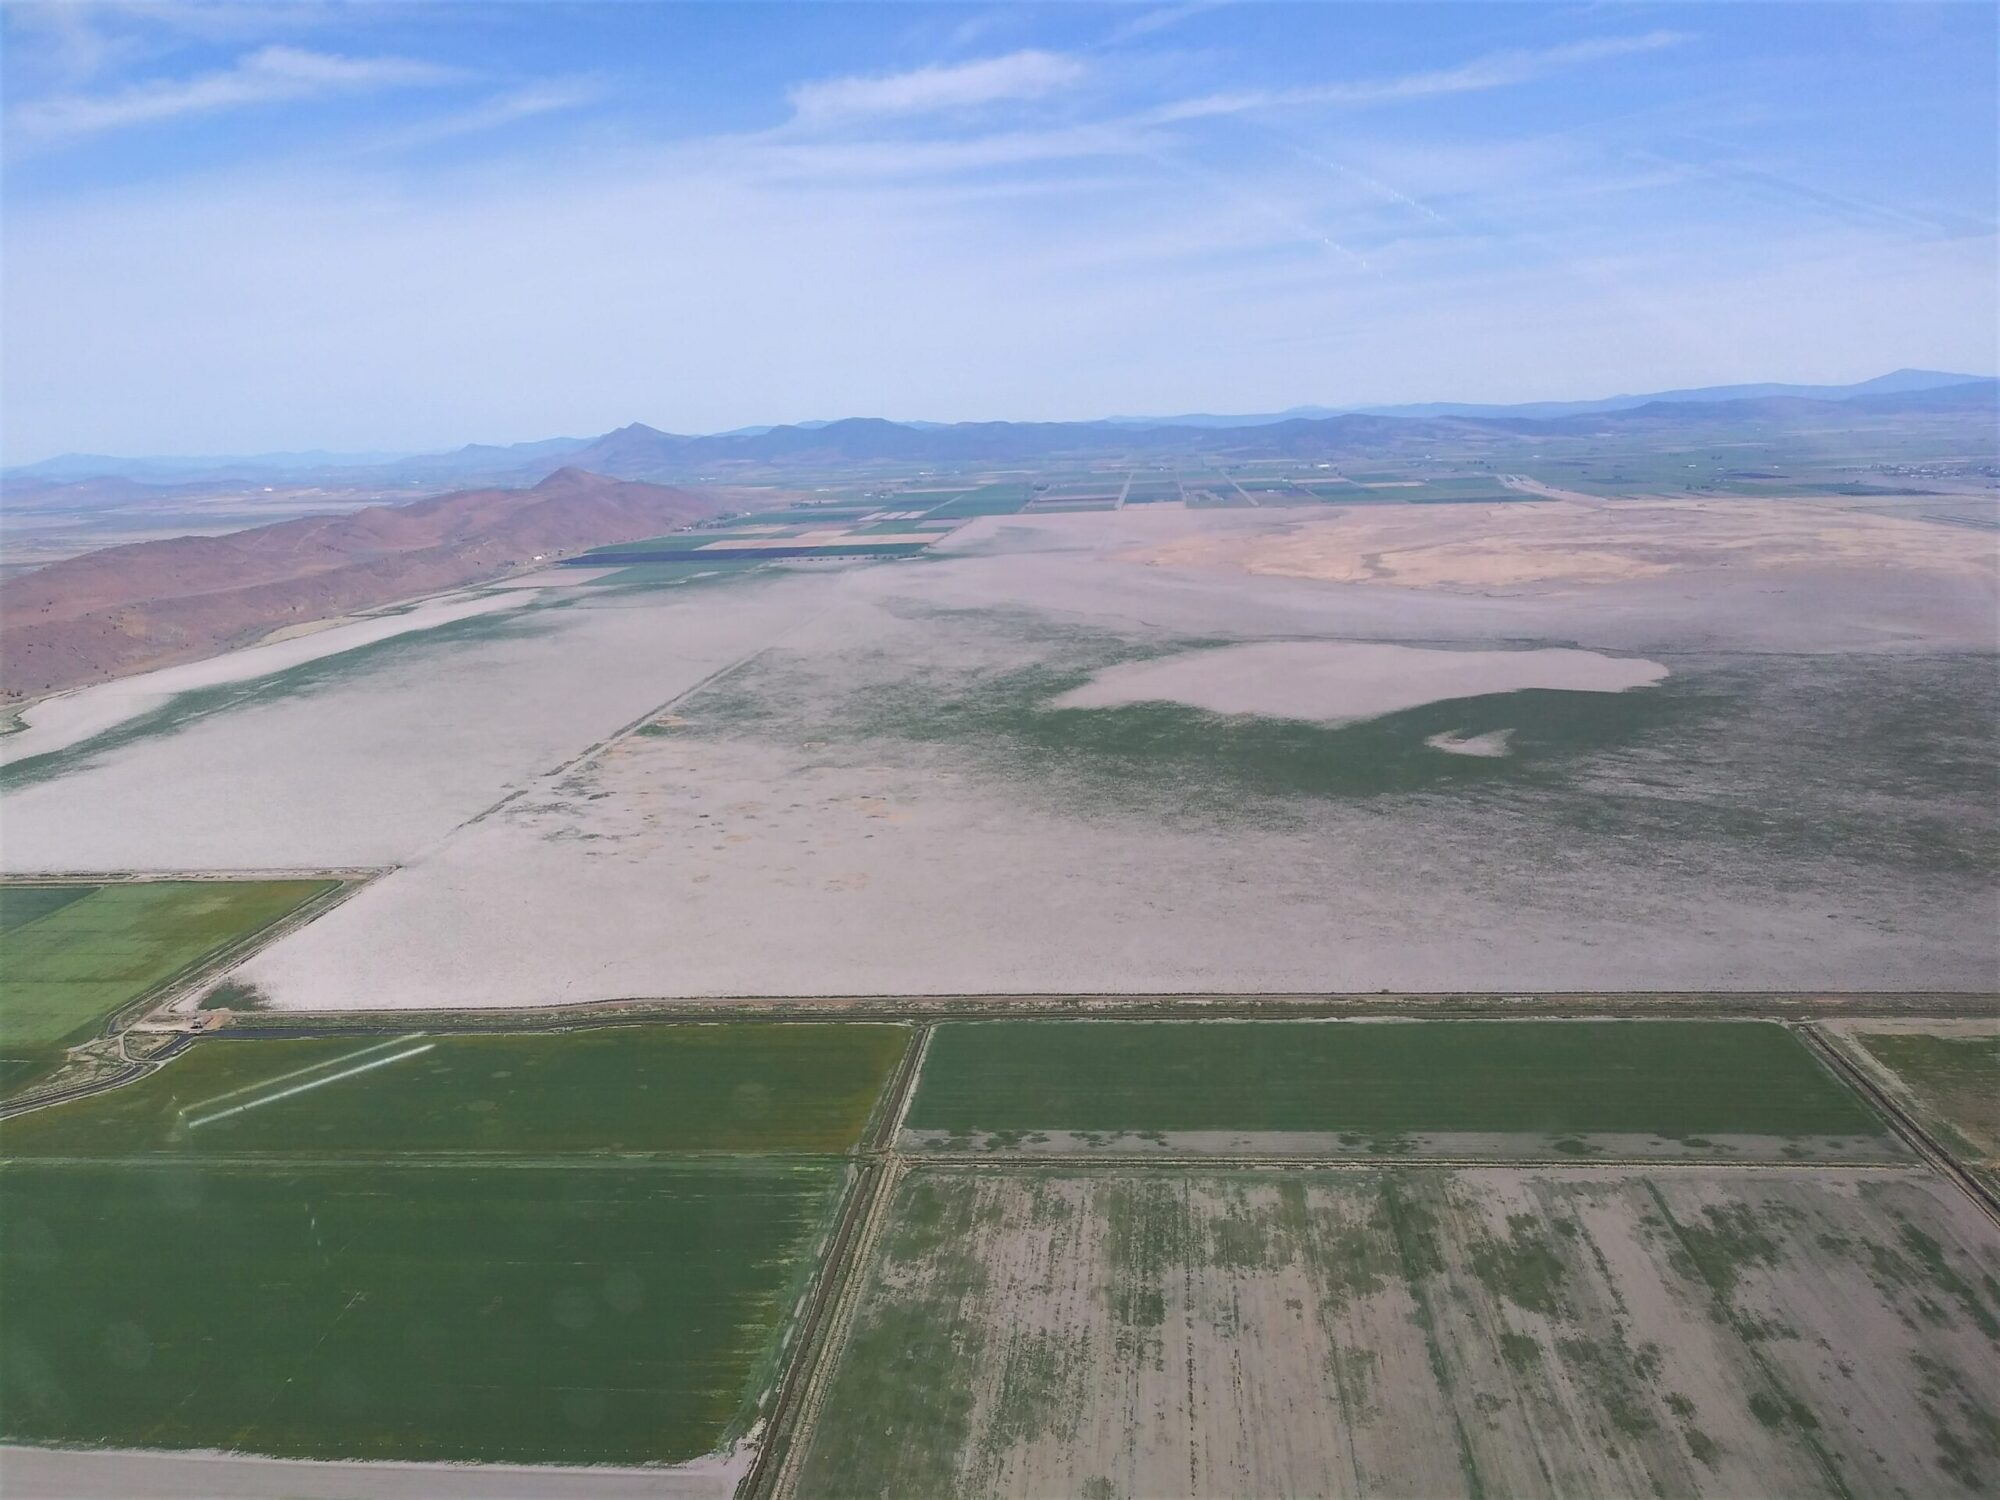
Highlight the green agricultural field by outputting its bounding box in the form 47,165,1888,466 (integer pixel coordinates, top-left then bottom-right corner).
0,880,336,1060
0,1023,908,1158
584,559,767,590
0,885,94,934
925,481,1033,517
904,1020,1885,1144
0,1157,840,1465
1851,1029,2000,1173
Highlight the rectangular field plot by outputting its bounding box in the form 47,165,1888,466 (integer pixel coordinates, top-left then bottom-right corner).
924,482,1034,518
0,879,336,1062
1,1158,839,1469
792,1165,2000,1499
901,1020,1892,1159
0,1022,908,1158
1837,1021,2000,1185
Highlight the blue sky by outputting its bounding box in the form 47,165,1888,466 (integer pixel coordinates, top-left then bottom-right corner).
3,2,1994,459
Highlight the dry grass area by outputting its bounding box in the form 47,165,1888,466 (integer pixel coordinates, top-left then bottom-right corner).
791,1166,2000,1499
1124,498,1998,592
1829,1019,2000,1187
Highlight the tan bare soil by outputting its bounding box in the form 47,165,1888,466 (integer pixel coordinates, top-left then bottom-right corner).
1125,497,1999,592
791,1166,2000,1498
1048,641,1666,723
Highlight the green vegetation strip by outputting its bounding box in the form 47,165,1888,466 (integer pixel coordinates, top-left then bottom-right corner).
0,880,336,1053
0,1158,840,1465
904,1020,1885,1140
0,1023,908,1157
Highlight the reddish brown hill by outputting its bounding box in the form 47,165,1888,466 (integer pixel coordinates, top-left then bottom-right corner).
0,469,725,699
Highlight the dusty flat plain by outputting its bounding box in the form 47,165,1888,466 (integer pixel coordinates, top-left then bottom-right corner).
0,497,1990,997
792,1165,2000,1499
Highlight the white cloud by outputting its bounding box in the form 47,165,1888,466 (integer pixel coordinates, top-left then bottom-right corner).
10,44,462,144
1145,30,1692,124
1102,2,1220,46
359,80,603,154
787,50,1084,125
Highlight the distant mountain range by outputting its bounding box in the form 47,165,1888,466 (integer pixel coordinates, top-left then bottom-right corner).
6,370,1992,491
1104,367,1990,426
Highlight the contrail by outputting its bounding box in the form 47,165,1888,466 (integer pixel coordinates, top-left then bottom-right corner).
180,1033,427,1116
187,1044,435,1130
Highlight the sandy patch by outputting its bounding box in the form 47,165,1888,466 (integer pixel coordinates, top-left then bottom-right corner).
1426,728,1515,757
254,614,366,646
1126,498,1999,592
1049,641,1666,723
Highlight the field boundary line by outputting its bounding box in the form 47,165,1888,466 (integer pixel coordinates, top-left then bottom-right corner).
899,1153,1920,1173
872,1023,931,1151
1797,1024,2000,1231
749,1157,906,1500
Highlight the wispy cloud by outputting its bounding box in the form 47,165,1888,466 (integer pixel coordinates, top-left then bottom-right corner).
10,44,462,144
1102,2,1222,47
1145,30,1692,124
360,79,603,155
788,50,1085,125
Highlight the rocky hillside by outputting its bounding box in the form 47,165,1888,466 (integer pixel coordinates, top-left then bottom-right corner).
0,468,723,699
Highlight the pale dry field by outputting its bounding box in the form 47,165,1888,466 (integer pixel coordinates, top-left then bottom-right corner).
1127,496,2000,593
1049,640,1666,723
0,1445,745,1499
0,501,1988,996
0,586,534,767
0,571,828,871
791,1166,2000,1499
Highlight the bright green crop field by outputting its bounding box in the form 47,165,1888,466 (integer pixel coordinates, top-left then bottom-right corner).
0,1157,841,1464
0,880,337,1088
0,1023,909,1158
904,1020,1885,1141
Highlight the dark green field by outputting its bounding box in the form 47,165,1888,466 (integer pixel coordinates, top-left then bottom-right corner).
0,1021,909,1466
0,1157,839,1464
0,1023,908,1157
0,880,338,1090
904,1020,1884,1140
